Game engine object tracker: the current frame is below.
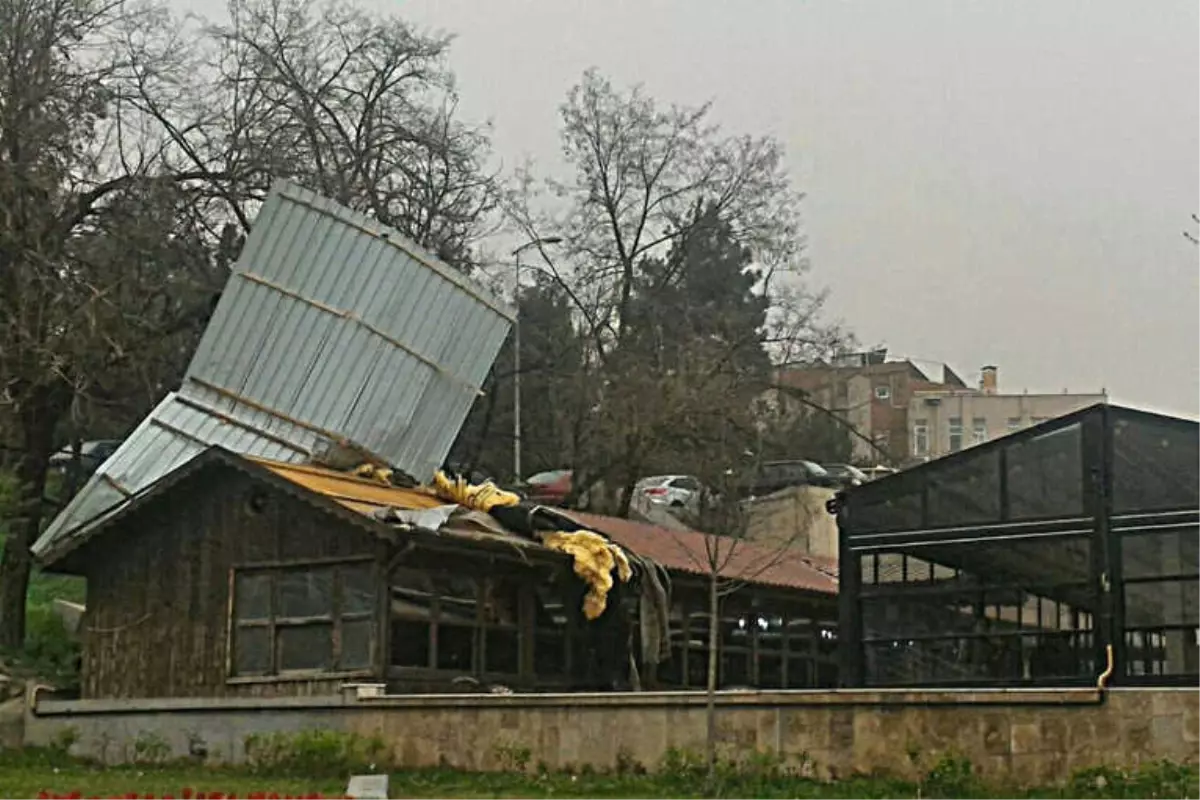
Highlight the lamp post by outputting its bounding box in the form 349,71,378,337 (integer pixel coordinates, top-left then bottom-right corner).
510,236,562,483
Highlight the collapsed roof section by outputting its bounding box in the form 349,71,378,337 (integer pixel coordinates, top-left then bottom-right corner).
34,180,513,561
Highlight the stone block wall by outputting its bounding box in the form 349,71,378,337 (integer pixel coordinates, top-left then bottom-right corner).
21,688,1199,787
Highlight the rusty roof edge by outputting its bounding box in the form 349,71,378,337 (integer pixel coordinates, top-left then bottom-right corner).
40,448,556,570
557,509,837,594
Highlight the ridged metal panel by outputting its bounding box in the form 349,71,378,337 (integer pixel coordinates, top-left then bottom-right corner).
184,180,513,482
32,390,327,557
35,180,512,558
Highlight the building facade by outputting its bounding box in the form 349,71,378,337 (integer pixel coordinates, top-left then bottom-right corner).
776,350,967,466
908,367,1107,460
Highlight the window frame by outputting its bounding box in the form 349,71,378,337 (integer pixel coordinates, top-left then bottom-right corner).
972,418,988,445
388,568,541,682
874,385,892,401
227,556,378,682
912,421,929,457
948,417,964,453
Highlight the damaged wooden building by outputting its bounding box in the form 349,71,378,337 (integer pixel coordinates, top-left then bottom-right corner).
36,448,838,699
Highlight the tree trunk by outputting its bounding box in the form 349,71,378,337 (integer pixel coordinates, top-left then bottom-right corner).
704,571,720,792
0,383,69,650
616,462,641,519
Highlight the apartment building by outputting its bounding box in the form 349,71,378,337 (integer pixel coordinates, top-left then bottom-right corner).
775,350,967,464
908,366,1108,460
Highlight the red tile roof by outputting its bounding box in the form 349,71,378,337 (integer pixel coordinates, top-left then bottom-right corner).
561,511,838,595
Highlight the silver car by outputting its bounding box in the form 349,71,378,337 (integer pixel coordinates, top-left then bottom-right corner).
635,474,705,511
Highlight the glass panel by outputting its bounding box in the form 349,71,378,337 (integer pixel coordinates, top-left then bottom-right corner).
1122,528,1200,580
927,450,1001,526
859,554,877,584
757,615,785,654
534,632,566,676
390,620,430,667
864,632,1094,686
340,619,374,670
1112,415,1199,513
890,534,1093,590
847,487,923,534
484,628,519,674
1124,580,1199,627
860,536,1098,686
341,563,376,615
278,568,334,618
235,572,271,621
481,578,519,626
233,625,271,675
758,654,784,688
277,624,333,671
1124,627,1199,677
432,574,478,625
1006,423,1084,519
784,654,813,688
534,583,569,677
437,625,475,671
721,650,751,687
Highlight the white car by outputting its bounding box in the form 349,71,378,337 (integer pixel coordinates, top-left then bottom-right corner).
635,474,704,511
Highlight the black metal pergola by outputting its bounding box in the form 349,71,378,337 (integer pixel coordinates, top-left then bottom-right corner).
836,403,1198,688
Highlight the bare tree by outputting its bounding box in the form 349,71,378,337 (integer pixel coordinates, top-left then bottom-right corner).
503,74,844,515
123,0,498,271
669,439,826,789
0,0,237,647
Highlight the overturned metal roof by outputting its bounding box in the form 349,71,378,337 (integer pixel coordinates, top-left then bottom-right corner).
34,180,513,561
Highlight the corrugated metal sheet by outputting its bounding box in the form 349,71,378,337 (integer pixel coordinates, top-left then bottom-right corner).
183,179,513,479
33,180,513,561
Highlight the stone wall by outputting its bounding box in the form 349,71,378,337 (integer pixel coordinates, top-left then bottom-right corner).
744,485,839,559
21,687,1199,787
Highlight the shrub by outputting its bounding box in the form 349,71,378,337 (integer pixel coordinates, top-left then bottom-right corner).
21,606,80,689
243,730,388,778
921,752,982,799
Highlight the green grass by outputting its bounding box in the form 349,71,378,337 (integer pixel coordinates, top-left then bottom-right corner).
4,753,1195,796
0,761,910,799
0,764,346,798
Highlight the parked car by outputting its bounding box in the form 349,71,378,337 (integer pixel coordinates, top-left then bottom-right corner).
821,463,870,488
860,465,900,481
635,474,705,511
47,439,122,477
520,469,573,506
736,459,837,497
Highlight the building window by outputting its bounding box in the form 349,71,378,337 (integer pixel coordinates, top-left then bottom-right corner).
390,569,529,678
948,417,963,452
912,420,929,456
1006,417,1022,432
874,385,891,401
972,417,988,445
230,560,376,678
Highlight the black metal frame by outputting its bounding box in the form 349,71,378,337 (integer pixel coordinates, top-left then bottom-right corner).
837,403,1198,688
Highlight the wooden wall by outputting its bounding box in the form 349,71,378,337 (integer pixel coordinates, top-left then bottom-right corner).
74,462,383,699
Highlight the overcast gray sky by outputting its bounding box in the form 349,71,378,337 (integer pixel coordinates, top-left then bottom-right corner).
198,0,1200,416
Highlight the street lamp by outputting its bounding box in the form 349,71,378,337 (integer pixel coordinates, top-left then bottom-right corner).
510,236,562,483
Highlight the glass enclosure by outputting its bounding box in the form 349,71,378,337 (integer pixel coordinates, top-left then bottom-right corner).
838,405,1198,688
